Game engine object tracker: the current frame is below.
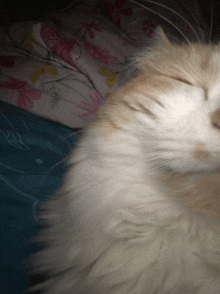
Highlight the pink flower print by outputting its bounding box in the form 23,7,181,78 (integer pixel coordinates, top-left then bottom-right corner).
0,79,27,90
105,0,133,27
0,56,15,68
84,43,117,65
76,91,103,117
78,20,103,40
0,78,41,110
17,88,42,109
142,20,155,38
41,25,81,67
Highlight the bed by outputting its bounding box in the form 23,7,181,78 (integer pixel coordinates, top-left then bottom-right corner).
0,0,213,293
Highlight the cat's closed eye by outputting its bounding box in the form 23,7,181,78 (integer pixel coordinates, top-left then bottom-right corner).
175,77,192,85
211,108,220,129
167,75,192,85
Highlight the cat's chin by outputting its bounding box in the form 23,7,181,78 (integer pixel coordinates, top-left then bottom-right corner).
156,162,220,177
169,168,220,177
161,159,220,176
161,168,220,220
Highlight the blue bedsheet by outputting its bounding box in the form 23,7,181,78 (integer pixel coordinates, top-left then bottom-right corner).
0,100,80,293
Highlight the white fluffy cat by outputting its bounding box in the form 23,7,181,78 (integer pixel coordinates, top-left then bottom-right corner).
30,27,220,293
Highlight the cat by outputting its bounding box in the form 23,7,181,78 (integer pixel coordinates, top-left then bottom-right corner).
28,4,220,294
29,27,220,293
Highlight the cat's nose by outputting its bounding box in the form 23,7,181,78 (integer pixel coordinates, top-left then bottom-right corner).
192,143,210,163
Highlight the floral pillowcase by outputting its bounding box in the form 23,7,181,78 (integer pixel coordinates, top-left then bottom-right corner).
0,2,157,128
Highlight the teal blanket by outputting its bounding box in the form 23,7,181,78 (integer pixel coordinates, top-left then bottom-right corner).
0,100,79,293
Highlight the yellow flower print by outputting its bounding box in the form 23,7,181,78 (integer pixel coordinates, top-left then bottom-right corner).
31,64,59,83
118,37,131,46
105,92,111,99
23,27,35,49
98,67,116,89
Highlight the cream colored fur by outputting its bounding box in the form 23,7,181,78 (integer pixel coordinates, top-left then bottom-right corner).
30,28,220,294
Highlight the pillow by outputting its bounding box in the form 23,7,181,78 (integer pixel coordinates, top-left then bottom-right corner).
0,4,141,129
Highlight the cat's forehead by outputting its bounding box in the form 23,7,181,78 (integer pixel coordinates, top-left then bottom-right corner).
135,43,220,90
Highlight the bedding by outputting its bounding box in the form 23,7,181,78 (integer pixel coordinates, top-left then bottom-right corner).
0,99,79,293
0,0,207,130
0,0,209,293
0,3,139,129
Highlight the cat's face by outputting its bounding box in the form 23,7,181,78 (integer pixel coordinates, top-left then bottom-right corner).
138,77,220,174
133,31,220,174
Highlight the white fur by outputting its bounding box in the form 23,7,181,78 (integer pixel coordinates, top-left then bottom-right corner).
32,112,220,293
31,38,220,294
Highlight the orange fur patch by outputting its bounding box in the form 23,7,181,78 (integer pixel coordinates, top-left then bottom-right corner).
192,144,209,162
135,43,219,90
92,73,172,138
163,172,220,219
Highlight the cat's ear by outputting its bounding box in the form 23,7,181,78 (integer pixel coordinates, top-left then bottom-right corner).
153,26,171,47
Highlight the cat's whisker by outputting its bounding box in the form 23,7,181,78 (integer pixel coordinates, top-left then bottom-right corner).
131,0,201,43
145,156,171,167
178,0,201,27
129,0,199,44
168,61,198,83
209,0,214,43
46,157,68,174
